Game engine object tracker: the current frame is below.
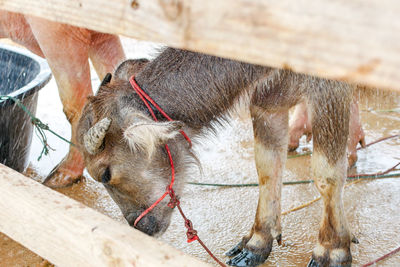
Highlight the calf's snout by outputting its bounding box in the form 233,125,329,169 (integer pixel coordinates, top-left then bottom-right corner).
126,212,160,236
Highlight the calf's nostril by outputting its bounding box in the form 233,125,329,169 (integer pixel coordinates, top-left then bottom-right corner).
125,213,159,236
125,212,138,227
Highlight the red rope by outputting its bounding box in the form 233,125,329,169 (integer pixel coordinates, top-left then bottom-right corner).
357,134,399,151
362,245,400,267
129,76,192,147
348,161,400,178
129,76,226,267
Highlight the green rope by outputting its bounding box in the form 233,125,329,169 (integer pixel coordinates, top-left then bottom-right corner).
187,172,400,187
0,95,74,160
363,108,400,113
189,134,400,187
287,151,312,159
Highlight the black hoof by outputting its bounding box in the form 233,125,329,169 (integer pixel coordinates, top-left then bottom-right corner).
307,258,352,267
276,234,282,245
307,258,319,267
226,249,266,267
226,242,243,257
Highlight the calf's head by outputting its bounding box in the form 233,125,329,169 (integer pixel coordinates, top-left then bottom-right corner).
76,70,193,236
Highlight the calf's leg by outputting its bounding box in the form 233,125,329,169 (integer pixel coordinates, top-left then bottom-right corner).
308,80,352,267
288,95,365,168
227,106,288,266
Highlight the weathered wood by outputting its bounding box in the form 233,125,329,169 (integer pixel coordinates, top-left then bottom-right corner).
1,0,399,90
0,164,210,267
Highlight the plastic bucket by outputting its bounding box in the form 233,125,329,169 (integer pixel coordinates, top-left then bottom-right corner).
0,44,51,172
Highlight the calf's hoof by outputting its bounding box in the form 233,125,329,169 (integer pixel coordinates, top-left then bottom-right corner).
307,258,351,267
351,236,359,244
226,248,268,267
226,238,273,267
226,242,244,257
308,247,352,267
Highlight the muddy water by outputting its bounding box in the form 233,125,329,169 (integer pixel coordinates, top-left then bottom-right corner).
1,39,400,266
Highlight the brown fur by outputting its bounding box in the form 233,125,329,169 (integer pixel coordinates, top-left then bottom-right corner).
77,48,353,266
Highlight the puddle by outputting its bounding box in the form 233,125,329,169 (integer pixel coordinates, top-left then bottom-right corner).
1,39,400,266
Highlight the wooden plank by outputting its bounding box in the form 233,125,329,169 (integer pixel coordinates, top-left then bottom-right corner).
0,164,210,267
1,0,399,90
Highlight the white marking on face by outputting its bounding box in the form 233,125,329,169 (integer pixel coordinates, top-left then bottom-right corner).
124,121,181,158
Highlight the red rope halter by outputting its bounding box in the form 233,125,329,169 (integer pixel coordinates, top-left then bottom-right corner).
129,76,226,267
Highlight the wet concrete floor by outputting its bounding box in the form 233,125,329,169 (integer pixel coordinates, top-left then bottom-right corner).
1,39,400,266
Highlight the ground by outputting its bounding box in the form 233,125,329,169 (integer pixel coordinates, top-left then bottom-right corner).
1,38,400,266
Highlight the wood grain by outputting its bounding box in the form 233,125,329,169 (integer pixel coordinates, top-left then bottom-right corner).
0,164,210,267
1,0,399,90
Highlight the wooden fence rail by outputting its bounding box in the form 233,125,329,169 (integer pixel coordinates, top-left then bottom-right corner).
0,164,210,267
1,0,400,90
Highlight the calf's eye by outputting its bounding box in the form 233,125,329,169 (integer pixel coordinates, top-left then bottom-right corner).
101,167,111,183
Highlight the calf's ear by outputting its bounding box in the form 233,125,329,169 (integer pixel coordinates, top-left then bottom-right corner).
123,121,184,157
114,59,149,80
100,73,112,86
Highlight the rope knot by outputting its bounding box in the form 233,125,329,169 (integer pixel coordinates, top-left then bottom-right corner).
167,187,180,208
184,219,198,243
31,118,49,130
167,197,180,209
